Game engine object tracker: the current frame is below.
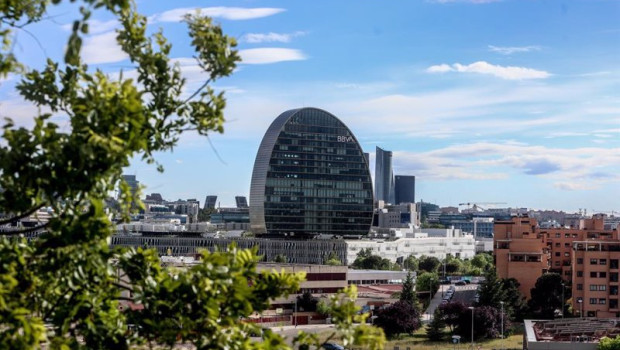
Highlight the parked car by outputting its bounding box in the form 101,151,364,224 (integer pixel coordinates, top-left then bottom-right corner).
322,343,345,350
455,281,467,286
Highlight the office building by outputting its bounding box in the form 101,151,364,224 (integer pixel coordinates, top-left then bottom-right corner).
374,146,395,205
120,174,139,200
111,235,348,264
394,175,415,204
249,107,373,238
347,228,475,263
204,195,217,210
373,203,419,229
235,196,249,208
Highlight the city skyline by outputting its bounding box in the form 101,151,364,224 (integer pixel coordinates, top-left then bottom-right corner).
1,1,618,211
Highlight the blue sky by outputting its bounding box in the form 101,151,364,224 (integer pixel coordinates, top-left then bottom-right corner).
1,0,619,212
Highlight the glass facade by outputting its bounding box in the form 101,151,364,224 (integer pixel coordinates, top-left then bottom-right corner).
250,108,373,238
394,175,415,204
375,146,395,204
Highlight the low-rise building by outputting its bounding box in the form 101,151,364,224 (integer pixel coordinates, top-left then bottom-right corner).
524,318,620,350
346,230,475,263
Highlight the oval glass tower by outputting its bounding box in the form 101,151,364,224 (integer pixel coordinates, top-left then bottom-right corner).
250,107,373,238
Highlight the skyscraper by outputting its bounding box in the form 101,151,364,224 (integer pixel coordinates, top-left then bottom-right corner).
395,175,415,204
250,107,373,238
235,196,248,208
375,146,395,204
204,195,217,210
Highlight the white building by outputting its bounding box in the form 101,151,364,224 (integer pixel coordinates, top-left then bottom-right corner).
346,228,475,263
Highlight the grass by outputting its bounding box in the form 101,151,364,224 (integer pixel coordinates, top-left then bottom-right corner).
316,327,524,350
385,328,523,350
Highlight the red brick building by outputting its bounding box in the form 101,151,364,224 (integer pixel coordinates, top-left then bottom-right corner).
494,215,618,316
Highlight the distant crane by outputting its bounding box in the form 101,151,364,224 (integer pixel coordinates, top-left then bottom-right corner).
458,202,507,212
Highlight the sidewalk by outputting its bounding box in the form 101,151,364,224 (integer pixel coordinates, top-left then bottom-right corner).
421,284,448,324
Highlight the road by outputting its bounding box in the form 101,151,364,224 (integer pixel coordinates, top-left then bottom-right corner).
421,284,478,323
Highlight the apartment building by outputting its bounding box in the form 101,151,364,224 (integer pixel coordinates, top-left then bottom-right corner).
494,215,618,315
571,241,620,318
494,216,550,299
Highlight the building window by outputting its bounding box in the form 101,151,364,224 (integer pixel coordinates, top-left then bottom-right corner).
555,252,560,257
611,259,619,269
590,298,597,304
572,234,578,238
611,286,619,295
601,272,607,278
555,242,560,247
555,233,561,238
565,234,570,238
577,284,583,290
577,271,583,277
600,259,607,265
599,285,607,291
591,271,598,278
564,252,570,257
599,299,607,304
610,299,618,308
555,261,561,266
590,285,598,291
577,258,583,264
565,243,570,248
611,273,619,282
591,259,599,265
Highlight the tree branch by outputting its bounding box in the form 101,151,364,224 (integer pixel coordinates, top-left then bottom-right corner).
0,204,45,225
180,78,212,106
0,221,50,235
112,281,134,293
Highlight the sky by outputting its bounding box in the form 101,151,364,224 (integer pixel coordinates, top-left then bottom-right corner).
1,0,619,212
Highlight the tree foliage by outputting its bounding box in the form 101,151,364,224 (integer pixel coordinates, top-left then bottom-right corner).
598,335,620,350
418,255,441,273
416,272,439,298
374,301,421,339
476,269,507,309
425,308,446,341
528,273,564,319
324,251,342,266
402,255,418,271
471,253,493,271
297,291,319,312
0,1,385,349
351,248,395,270
399,271,417,308
456,306,508,341
438,301,468,333
501,278,528,321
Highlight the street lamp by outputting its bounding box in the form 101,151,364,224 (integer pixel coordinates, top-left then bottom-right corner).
561,282,565,319
468,306,475,349
578,298,583,319
500,301,504,350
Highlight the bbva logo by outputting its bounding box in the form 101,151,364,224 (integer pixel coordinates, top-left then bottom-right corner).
337,136,354,142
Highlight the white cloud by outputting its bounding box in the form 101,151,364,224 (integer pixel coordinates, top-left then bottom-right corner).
393,141,620,186
82,31,128,64
242,31,306,43
426,64,452,73
426,61,550,80
488,45,541,55
238,48,306,64
61,19,118,34
553,182,595,191
151,7,285,23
